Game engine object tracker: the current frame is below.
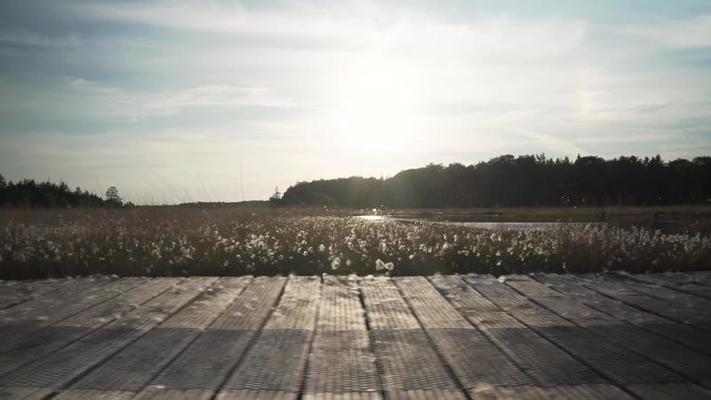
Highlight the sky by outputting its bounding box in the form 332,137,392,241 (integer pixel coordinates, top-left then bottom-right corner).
1,0,710,203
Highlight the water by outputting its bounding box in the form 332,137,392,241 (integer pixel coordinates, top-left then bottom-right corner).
356,215,598,230
400,219,603,230
395,218,604,230
356,214,694,233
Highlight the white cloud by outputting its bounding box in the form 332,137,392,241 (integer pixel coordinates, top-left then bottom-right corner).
63,79,304,119
77,0,380,48
623,15,711,48
79,1,588,58
1,1,710,201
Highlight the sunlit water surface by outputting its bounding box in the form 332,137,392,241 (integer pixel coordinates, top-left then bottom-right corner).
356,215,600,230
356,214,693,233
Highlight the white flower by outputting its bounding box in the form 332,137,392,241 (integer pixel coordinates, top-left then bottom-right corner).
375,258,394,272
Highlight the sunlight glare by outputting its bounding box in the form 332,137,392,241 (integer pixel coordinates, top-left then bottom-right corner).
329,50,422,153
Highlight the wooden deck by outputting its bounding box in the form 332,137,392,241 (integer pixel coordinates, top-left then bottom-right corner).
1,273,711,399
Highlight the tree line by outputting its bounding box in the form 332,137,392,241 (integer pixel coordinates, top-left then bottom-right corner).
281,154,711,208
0,174,129,208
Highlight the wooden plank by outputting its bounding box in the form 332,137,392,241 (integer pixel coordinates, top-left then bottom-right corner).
395,276,534,395
0,280,30,309
0,278,70,310
536,273,711,356
359,276,419,331
262,276,320,330
303,332,381,399
215,276,321,400
53,277,252,399
314,275,367,332
461,274,711,399
304,275,380,399
471,384,634,399
0,278,181,377
0,278,145,339
303,394,382,400
623,276,711,306
217,390,299,400
507,275,711,386
582,275,711,331
0,277,146,364
626,382,711,400
134,276,287,400
360,276,467,400
620,272,711,300
2,273,711,399
428,275,616,393
208,276,289,330
394,277,471,330
137,277,286,400
0,276,119,326
0,277,216,400
647,272,711,287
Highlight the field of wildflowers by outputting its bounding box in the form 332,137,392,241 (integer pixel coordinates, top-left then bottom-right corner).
1,208,710,279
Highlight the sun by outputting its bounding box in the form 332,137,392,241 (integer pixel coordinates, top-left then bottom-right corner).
328,51,421,153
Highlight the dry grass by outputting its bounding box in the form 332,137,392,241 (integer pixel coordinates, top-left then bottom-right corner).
1,207,709,279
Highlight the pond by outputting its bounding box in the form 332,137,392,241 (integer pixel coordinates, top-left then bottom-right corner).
356,214,696,234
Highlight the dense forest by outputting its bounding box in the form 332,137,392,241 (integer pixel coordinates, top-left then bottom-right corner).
282,155,711,208
0,174,123,208
4,154,711,209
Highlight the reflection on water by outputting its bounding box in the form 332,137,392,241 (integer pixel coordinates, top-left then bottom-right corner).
357,215,387,222
419,221,603,230
356,215,597,229
356,214,693,233
393,218,603,230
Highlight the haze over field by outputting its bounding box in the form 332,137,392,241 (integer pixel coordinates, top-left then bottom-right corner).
1,0,711,203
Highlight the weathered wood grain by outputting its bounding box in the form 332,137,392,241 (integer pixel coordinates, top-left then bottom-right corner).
304,276,380,399
535,273,711,356
428,275,615,393
0,274,709,400
216,276,321,400
0,276,131,327
0,278,71,310
361,276,468,400
395,276,534,394
0,278,181,377
582,274,711,331
53,277,251,399
463,274,711,399
0,277,216,400
507,275,711,387
133,276,286,400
